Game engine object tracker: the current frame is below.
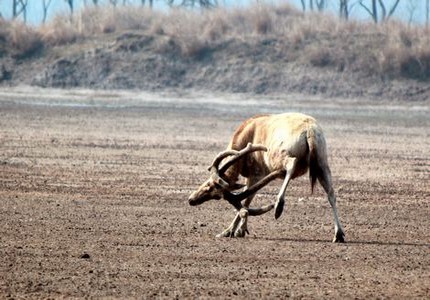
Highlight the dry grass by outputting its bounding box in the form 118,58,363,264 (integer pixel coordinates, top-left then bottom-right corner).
378,22,430,79
0,20,44,59
1,3,430,79
40,16,82,45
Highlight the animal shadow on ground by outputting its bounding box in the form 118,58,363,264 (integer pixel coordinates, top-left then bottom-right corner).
254,237,430,248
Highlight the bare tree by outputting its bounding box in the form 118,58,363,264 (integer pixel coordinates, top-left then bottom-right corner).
141,0,154,8
167,0,217,8
300,0,306,11
81,0,100,6
83,0,100,5
339,0,349,19
315,0,327,11
427,0,430,28
300,0,327,12
359,0,378,22
64,0,74,15
12,0,28,22
359,0,401,23
406,0,419,25
378,0,401,21
42,0,53,24
339,0,359,20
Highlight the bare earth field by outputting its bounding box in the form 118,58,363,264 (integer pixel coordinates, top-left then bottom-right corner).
0,87,429,299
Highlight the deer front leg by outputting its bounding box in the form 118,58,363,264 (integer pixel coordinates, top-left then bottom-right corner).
216,202,274,237
234,207,251,237
216,205,254,238
216,176,259,238
216,212,242,238
222,175,266,238
217,200,275,237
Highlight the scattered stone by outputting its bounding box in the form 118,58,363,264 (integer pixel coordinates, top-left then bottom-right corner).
80,253,90,259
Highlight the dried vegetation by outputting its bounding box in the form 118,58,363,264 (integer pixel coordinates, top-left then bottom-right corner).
1,4,430,81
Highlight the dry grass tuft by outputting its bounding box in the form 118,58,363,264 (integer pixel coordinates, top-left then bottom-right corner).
202,10,229,42
252,6,273,35
376,22,430,79
1,3,429,80
40,16,82,45
39,6,159,45
0,20,44,59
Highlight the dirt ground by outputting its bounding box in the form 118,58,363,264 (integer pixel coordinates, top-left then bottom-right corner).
0,87,428,299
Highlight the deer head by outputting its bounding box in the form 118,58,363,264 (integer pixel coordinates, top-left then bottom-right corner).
188,143,284,215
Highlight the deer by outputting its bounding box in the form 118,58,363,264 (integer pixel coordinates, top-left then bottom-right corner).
188,112,345,243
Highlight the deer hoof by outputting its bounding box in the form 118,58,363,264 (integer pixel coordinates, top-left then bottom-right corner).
216,230,233,238
333,231,345,243
234,228,247,238
274,198,284,219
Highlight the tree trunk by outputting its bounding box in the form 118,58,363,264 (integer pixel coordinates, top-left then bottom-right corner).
43,0,53,24
427,0,430,28
339,0,349,20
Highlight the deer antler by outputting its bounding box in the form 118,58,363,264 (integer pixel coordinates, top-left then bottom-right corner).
205,143,279,216
207,150,240,172
207,149,239,189
219,143,267,175
223,169,285,215
222,191,274,216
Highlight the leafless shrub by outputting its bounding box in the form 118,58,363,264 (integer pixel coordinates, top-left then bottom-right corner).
253,6,273,35
273,3,303,17
376,21,430,79
308,45,332,67
180,36,211,59
380,44,430,79
8,21,44,59
40,15,83,45
148,20,165,36
156,9,213,58
0,19,8,41
154,36,179,55
41,6,159,45
202,10,229,42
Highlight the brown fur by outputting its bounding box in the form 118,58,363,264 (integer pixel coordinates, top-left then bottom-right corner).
224,113,321,190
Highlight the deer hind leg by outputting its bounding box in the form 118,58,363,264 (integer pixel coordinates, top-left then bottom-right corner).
274,157,297,219
318,166,345,243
